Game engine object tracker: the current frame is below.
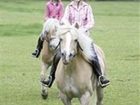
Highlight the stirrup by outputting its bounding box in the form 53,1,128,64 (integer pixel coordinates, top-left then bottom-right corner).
98,76,110,88
32,49,40,58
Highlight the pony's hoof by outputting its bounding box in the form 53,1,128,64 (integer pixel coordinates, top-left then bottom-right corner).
41,90,48,100
41,92,48,99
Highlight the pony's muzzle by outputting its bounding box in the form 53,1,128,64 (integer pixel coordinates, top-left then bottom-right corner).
63,61,69,65
61,52,69,65
61,52,75,65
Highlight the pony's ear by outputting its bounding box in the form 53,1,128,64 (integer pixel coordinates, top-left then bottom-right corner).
44,30,49,36
75,23,79,29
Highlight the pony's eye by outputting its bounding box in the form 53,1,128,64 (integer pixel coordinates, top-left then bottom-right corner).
61,52,64,56
69,53,73,57
60,38,63,41
74,39,77,42
45,31,49,36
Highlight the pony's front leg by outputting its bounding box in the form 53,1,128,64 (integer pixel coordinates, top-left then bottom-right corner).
40,61,49,99
59,92,72,105
96,86,103,105
79,91,91,105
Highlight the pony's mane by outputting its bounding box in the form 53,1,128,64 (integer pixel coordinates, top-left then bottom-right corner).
42,18,59,34
56,24,79,40
77,32,106,73
77,30,94,59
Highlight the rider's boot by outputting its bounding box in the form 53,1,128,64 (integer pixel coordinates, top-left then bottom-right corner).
91,44,110,88
32,37,44,58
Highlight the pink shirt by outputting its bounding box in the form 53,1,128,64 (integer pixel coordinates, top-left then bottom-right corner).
62,1,95,32
44,1,64,21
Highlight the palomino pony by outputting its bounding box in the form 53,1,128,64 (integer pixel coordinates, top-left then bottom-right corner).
39,18,60,99
54,24,105,105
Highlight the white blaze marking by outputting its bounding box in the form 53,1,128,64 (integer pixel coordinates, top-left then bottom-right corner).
65,33,71,56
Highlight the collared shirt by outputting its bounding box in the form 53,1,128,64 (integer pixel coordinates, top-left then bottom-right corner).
44,1,64,21
62,1,95,32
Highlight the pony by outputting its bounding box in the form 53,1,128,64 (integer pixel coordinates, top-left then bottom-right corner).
54,24,105,105
39,18,60,99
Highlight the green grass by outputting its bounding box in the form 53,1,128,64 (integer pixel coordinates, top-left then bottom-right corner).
0,0,139,105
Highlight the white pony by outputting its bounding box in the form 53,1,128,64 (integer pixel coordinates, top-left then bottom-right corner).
53,24,105,105
39,18,60,99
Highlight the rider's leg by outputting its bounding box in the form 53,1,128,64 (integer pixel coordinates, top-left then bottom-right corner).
32,35,44,58
41,52,61,87
90,44,110,88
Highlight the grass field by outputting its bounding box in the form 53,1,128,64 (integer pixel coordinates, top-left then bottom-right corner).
0,0,139,105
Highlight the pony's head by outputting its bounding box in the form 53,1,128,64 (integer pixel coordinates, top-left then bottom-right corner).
56,25,80,64
42,18,60,50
